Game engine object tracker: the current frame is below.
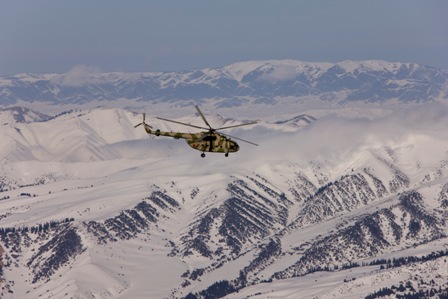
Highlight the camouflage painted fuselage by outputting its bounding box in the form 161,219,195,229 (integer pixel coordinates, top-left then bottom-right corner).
143,124,239,154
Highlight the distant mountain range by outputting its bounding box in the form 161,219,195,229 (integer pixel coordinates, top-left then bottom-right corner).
1,60,447,107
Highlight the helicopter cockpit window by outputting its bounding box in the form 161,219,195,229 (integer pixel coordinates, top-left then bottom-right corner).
203,135,217,141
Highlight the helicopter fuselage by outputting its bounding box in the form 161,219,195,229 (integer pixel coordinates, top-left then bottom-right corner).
143,124,239,154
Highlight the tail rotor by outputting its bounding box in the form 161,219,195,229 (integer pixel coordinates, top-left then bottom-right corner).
134,113,152,130
134,113,145,128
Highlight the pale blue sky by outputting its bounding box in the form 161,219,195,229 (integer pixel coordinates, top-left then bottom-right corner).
1,0,447,75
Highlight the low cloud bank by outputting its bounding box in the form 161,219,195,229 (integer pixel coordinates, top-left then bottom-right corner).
51,65,101,87
242,103,448,164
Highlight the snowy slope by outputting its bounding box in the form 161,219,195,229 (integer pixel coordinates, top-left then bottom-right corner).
0,103,447,298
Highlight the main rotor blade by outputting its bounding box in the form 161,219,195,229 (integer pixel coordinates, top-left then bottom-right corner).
220,132,259,146
195,105,213,130
216,121,258,131
156,116,209,130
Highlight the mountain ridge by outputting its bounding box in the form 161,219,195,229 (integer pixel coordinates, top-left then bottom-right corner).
1,60,447,109
0,105,447,298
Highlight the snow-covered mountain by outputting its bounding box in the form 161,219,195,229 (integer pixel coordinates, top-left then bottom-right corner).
0,107,49,125
0,102,447,298
1,60,448,110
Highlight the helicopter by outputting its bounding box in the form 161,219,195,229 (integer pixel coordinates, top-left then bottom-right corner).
134,105,258,157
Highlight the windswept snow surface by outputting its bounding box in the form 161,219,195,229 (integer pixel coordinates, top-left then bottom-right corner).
226,256,448,299
0,102,448,298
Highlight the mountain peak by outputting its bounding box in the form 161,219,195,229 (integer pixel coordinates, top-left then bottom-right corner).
0,106,49,125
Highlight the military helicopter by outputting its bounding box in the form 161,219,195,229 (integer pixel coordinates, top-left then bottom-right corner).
134,106,258,157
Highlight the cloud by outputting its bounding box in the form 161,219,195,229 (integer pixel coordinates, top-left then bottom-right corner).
244,103,448,165
256,65,297,82
51,65,101,87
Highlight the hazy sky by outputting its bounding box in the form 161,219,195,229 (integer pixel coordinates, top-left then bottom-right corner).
1,0,447,75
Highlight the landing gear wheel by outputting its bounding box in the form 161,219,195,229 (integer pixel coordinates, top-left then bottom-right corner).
225,153,229,157
201,153,206,158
